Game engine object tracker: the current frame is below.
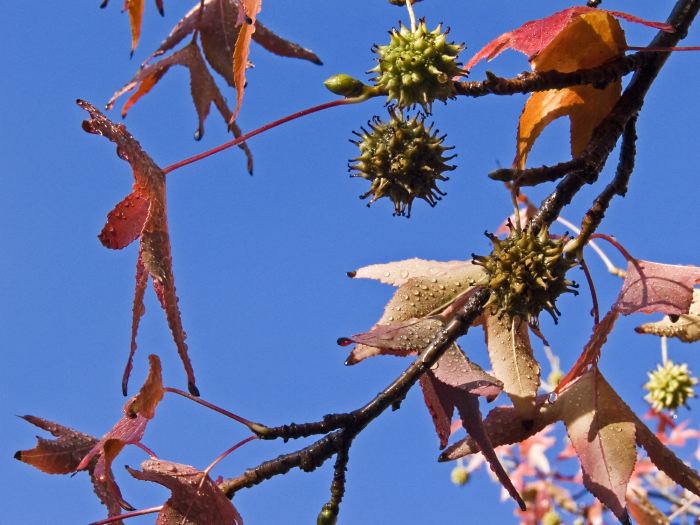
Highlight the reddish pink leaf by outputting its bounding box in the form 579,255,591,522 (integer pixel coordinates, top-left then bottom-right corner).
559,369,637,522
127,459,243,525
79,100,198,396
99,191,149,250
465,7,672,71
16,416,125,523
615,260,700,316
77,355,165,510
343,318,443,355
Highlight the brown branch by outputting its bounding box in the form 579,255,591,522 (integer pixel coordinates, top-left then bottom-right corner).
219,287,491,496
455,52,653,98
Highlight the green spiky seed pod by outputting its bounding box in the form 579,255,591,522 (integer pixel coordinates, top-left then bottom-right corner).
450,465,470,486
324,74,368,98
644,361,697,412
473,228,578,322
370,21,463,111
349,109,456,217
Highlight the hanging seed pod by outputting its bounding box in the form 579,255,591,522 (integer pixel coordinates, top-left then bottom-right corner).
370,20,463,112
349,109,456,217
473,227,578,322
644,361,697,412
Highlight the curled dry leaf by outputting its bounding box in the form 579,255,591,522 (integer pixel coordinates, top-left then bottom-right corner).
636,289,700,343
15,416,124,523
231,0,263,122
615,260,700,316
76,354,165,511
127,458,243,525
101,0,165,54
79,100,199,395
483,313,540,418
107,42,253,170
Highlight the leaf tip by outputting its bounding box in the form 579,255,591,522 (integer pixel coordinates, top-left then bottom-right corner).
188,382,200,397
346,270,357,278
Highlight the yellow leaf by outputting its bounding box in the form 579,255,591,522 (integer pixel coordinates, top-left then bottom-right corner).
515,11,626,169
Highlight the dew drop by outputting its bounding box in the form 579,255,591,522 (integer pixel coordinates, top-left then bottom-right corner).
337,337,353,347
193,129,203,141
547,392,558,404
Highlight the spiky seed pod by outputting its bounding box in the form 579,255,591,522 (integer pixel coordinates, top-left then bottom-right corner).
349,109,456,217
370,20,463,112
541,511,563,525
473,227,578,322
644,361,697,412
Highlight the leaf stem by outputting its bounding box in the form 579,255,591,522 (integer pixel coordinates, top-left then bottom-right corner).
89,506,163,525
163,98,359,174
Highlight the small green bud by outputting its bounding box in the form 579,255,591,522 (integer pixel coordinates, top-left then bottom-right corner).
450,465,470,486
324,74,367,98
317,504,338,525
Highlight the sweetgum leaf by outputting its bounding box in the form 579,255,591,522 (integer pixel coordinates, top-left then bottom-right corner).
559,370,636,522
79,100,198,395
15,416,124,523
127,458,243,524
464,7,672,71
439,396,556,461
626,489,670,525
108,42,252,167
148,0,320,87
231,0,263,122
344,317,444,361
615,260,700,316
483,313,540,417
76,355,165,510
636,289,700,343
515,10,625,168
344,259,485,364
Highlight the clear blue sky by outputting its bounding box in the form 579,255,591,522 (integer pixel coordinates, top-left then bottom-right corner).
2,1,698,523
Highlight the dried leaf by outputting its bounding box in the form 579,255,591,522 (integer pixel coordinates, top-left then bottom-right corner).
79,100,198,395
15,416,125,523
15,416,98,474
231,0,263,122
465,7,672,71
439,397,556,461
421,344,502,447
615,260,700,316
349,258,480,287
515,10,625,168
635,414,700,498
148,0,320,87
626,489,670,525
344,259,485,364
636,289,700,343
559,370,636,522
102,0,164,53
127,458,243,525
483,313,540,417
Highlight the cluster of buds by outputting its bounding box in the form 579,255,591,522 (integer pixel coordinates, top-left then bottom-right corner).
370,21,463,111
644,360,697,412
473,228,578,322
349,110,456,217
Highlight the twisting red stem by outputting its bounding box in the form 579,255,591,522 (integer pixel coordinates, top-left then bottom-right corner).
164,387,259,430
163,98,355,174
588,233,635,262
89,506,163,525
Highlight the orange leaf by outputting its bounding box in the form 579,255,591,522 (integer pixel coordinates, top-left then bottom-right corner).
515,10,625,168
231,0,263,123
126,0,145,53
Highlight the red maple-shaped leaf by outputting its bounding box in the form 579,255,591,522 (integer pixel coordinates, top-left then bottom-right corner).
15,416,125,523
464,7,672,71
127,458,243,525
79,99,198,395
559,369,637,523
614,260,700,316
76,354,165,510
